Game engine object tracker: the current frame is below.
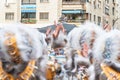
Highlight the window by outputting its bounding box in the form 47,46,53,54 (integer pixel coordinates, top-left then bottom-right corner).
98,16,101,25
107,0,109,3
113,0,115,4
93,1,96,9
21,12,36,23
113,0,114,3
94,15,96,22
89,13,91,21
64,0,72,1
98,1,101,8
40,0,49,3
112,7,115,15
22,0,36,4
105,0,109,4
105,7,109,15
113,19,115,26
21,12,36,18
39,12,49,20
86,0,89,2
86,0,91,3
80,0,86,3
5,13,14,20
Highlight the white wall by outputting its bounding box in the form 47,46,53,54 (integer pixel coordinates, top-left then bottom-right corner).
0,0,21,23
36,0,61,25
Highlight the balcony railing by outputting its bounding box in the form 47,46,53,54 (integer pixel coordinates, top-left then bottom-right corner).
21,3,36,5
66,19,86,23
21,18,36,24
62,1,85,5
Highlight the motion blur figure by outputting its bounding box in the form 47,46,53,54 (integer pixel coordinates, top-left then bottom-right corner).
93,29,120,80
64,22,105,80
45,22,68,80
0,23,48,80
45,21,67,49
0,22,68,80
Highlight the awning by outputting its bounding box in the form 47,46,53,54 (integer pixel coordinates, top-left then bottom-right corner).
21,10,36,13
62,10,84,14
21,5,36,13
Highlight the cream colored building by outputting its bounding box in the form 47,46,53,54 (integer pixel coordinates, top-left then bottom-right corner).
62,0,87,26
0,0,62,27
62,0,118,27
0,0,21,23
36,0,62,24
0,0,119,28
21,0,62,25
114,0,120,29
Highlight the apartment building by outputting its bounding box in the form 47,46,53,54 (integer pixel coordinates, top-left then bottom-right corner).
21,0,61,24
62,0,118,27
0,0,21,23
0,0,119,28
86,0,117,27
62,0,87,25
114,0,120,29
0,0,61,26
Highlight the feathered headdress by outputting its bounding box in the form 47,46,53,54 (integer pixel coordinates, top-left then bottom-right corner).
93,29,120,63
0,23,47,62
67,22,105,54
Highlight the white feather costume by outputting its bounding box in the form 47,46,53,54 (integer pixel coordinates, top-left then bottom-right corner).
0,23,48,79
93,29,120,80
65,22,105,80
67,21,105,50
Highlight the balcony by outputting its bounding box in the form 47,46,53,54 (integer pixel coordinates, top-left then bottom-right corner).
60,16,87,23
62,0,86,10
21,18,36,24
62,4,85,10
67,19,86,23
62,1,85,5
21,3,36,5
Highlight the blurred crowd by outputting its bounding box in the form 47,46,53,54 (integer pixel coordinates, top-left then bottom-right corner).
0,21,119,80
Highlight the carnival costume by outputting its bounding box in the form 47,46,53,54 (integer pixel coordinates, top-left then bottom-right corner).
0,23,48,80
64,22,105,80
93,30,120,80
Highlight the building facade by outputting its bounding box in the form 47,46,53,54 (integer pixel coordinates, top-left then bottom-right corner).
0,0,119,28
21,0,62,24
114,0,120,29
0,0,21,23
62,0,87,25
62,0,118,27
0,0,61,26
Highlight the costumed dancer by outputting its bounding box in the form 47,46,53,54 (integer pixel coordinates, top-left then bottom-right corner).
0,23,48,80
45,21,68,80
64,21,105,80
93,29,120,80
